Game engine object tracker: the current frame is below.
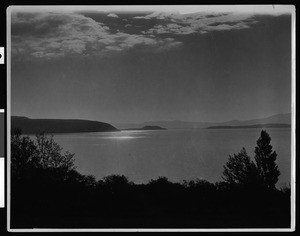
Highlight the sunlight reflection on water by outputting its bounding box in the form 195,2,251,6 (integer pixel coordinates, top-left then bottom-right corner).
102,136,145,140
96,131,147,140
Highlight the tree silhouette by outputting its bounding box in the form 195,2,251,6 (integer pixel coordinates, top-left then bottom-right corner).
102,174,131,186
222,147,259,187
11,128,38,178
149,176,171,185
35,133,75,173
11,130,76,181
223,130,280,190
254,130,280,189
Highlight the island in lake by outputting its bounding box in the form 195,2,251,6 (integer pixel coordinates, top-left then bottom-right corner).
123,125,167,131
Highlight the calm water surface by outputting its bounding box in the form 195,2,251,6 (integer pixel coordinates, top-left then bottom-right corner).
52,128,291,186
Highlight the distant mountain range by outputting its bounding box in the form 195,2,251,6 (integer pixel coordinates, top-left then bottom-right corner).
113,113,291,130
12,113,291,134
207,123,291,129
12,116,119,134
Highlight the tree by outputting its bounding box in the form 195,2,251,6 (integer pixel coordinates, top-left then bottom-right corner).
149,176,172,186
254,130,280,189
11,128,38,178
11,130,76,181
100,175,133,195
102,174,132,187
183,178,215,190
222,147,259,187
222,130,280,190
35,133,76,173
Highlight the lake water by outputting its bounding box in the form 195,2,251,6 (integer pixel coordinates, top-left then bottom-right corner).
52,128,291,187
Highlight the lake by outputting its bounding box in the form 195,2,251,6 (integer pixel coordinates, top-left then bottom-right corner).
52,128,291,187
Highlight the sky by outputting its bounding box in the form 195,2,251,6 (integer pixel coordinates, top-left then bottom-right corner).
10,5,293,124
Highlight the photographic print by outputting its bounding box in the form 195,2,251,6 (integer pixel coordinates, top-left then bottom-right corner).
7,5,294,231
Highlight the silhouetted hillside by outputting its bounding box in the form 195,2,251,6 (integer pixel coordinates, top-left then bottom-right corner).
207,123,291,129
11,116,119,134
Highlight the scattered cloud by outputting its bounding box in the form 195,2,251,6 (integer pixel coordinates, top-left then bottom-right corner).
133,11,182,20
139,12,259,35
133,11,179,20
11,10,272,60
11,11,182,60
143,23,197,35
107,13,119,18
154,38,183,52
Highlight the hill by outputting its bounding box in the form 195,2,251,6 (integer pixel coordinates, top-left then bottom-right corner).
218,113,291,127
136,113,291,130
123,125,167,131
11,116,119,134
207,123,291,129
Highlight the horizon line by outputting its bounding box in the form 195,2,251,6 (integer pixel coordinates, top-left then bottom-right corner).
11,112,291,125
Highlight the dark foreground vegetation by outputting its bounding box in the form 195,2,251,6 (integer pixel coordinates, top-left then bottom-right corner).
11,129,290,229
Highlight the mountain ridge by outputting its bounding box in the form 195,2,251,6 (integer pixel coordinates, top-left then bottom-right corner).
206,123,291,129
113,113,291,129
12,113,291,133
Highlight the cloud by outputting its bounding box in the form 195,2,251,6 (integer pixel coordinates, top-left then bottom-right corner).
11,10,262,60
133,11,179,20
107,13,119,18
154,38,183,52
11,11,183,60
144,23,197,35
205,22,251,31
138,12,258,35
